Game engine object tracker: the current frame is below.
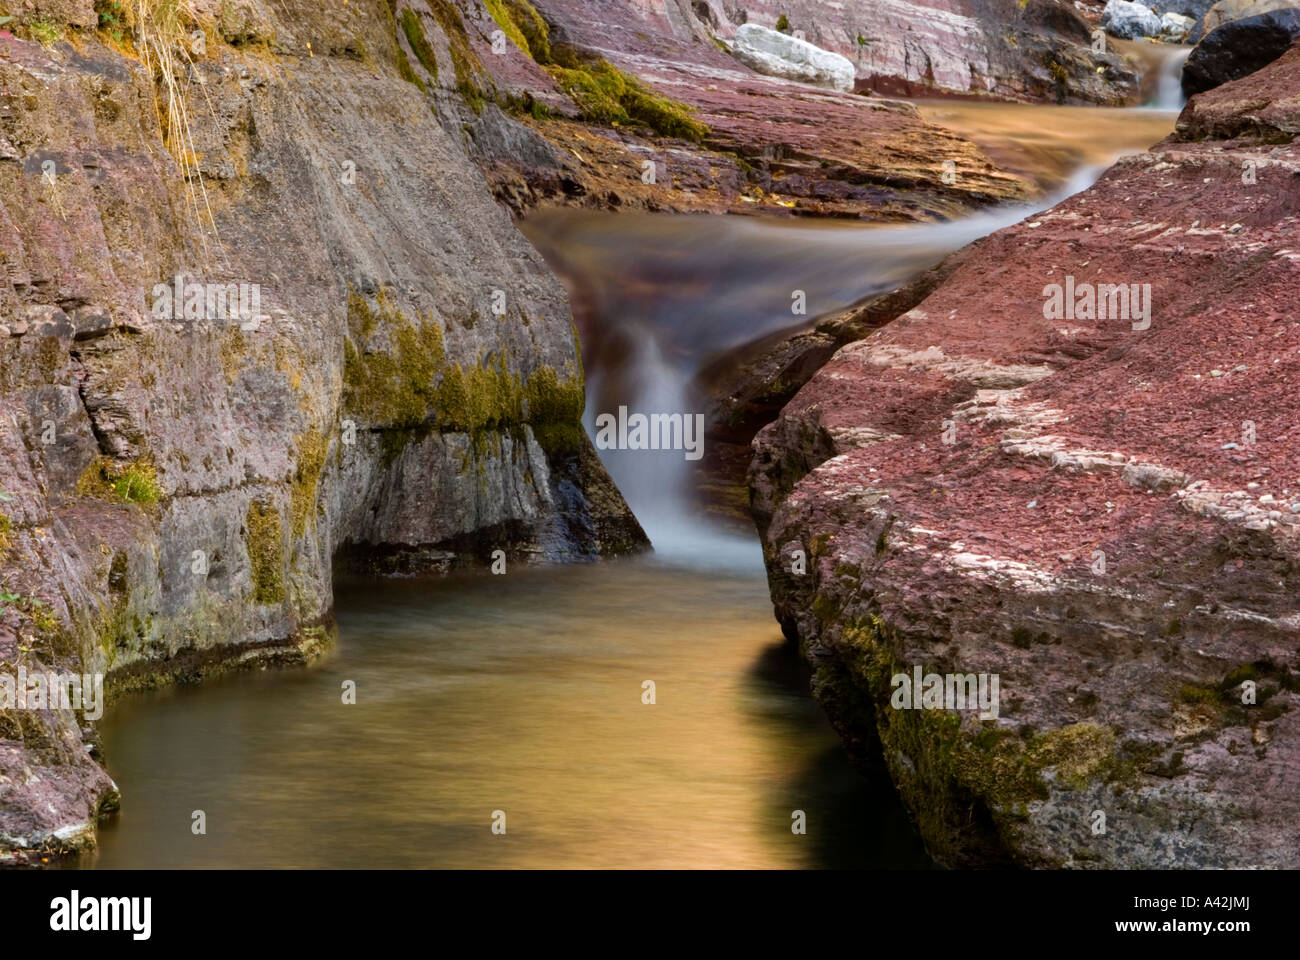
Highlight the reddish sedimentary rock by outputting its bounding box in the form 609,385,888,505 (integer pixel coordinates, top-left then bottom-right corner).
539,0,1139,103
750,49,1300,867
469,1,1101,218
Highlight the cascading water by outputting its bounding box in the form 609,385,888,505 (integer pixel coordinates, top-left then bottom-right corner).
522,164,1124,567
1148,45,1192,110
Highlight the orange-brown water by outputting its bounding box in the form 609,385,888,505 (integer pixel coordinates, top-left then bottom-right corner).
76,561,930,868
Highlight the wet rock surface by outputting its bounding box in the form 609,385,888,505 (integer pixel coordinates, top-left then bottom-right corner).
749,51,1300,867
0,0,645,863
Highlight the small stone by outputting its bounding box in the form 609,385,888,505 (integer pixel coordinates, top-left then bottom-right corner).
0,325,8,338
1210,369,1225,378
1221,442,1238,450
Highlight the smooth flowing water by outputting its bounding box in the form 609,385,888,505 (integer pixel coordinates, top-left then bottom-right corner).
77,562,930,868
74,100,1179,870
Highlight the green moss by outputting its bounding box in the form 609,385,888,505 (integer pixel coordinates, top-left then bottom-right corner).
343,288,587,459
429,0,489,113
0,512,10,554
246,500,285,605
775,14,791,33
29,18,62,46
396,44,427,93
485,0,551,62
545,53,709,142
830,614,1125,861
399,7,439,80
1179,683,1220,706
342,287,446,438
499,91,552,121
1221,663,1259,690
522,364,585,452
77,457,162,506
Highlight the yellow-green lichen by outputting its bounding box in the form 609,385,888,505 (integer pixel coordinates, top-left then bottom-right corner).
396,43,427,92
289,429,329,539
826,615,1125,862
485,0,550,62
245,499,285,605
0,513,10,554
342,288,588,459
545,49,709,142
429,0,489,113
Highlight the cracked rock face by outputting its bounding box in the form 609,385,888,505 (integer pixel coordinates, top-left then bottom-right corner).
0,0,645,863
749,51,1300,868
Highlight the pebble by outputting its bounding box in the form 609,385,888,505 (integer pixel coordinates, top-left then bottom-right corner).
0,325,8,338
1210,369,1224,378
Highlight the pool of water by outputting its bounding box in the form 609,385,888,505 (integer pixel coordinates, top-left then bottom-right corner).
75,555,932,869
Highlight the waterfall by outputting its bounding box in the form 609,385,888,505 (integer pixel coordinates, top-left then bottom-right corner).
1148,46,1192,110
522,131,1163,566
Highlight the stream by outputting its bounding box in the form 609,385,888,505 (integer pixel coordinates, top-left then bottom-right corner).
70,98,1179,869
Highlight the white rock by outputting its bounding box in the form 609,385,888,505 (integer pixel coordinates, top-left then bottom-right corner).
730,23,856,92
1102,0,1163,38
1160,11,1196,39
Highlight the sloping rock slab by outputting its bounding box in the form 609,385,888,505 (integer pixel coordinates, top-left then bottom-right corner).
750,50,1300,868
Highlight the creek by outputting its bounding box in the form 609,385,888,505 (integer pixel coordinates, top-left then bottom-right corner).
73,90,1180,869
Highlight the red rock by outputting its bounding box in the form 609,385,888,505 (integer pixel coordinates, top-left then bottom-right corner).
751,47,1300,867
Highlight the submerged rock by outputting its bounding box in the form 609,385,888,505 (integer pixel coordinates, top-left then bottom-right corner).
750,49,1300,868
727,23,856,92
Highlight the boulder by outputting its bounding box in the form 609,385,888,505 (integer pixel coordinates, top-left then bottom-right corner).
750,47,1300,869
1102,0,1164,37
1196,0,1299,40
1161,11,1198,38
1149,0,1217,19
1183,8,1300,94
728,23,856,92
